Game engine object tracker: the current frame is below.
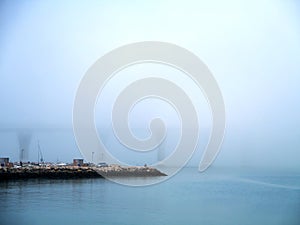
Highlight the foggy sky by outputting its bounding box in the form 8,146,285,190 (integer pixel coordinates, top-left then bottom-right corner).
0,0,300,170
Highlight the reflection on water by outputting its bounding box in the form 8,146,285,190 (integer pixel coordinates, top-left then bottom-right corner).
0,168,299,225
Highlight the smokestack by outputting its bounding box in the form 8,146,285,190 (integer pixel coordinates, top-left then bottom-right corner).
18,131,32,162
155,127,166,162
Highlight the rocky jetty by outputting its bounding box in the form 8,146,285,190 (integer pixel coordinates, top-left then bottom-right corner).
95,165,167,177
0,165,166,180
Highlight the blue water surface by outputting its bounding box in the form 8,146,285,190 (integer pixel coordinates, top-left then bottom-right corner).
0,168,299,225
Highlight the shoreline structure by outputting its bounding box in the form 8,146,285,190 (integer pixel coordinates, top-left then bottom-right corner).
0,165,167,180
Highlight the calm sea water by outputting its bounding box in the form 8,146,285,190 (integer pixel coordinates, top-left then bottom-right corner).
1,168,299,225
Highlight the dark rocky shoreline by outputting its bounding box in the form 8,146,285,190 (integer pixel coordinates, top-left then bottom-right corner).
0,165,167,180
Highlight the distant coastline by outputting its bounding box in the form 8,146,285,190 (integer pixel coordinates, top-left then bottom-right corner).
0,165,167,180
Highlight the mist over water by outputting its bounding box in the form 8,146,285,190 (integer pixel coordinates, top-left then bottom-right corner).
1,1,300,225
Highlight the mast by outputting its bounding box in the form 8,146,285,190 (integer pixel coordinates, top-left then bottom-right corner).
38,140,44,164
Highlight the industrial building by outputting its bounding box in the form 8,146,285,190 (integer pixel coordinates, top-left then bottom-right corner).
73,159,84,166
0,157,9,167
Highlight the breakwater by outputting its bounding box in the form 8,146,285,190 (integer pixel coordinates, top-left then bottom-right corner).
0,165,167,180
